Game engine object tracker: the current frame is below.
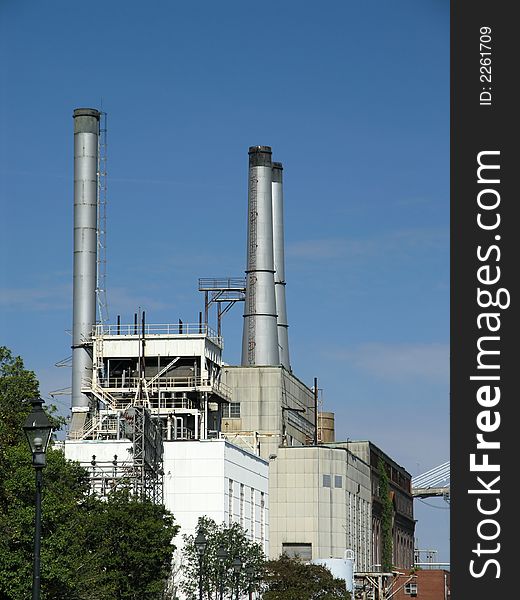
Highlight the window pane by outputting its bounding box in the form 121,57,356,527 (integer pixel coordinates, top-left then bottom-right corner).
282,543,312,561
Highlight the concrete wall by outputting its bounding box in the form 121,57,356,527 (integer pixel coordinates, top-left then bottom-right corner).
163,439,269,554
268,445,372,571
221,366,316,460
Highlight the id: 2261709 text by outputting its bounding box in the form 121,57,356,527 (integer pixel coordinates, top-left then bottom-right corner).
480,27,492,106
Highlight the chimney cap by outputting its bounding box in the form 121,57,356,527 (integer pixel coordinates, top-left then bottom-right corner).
272,161,283,170
73,108,101,119
248,146,272,167
248,145,272,155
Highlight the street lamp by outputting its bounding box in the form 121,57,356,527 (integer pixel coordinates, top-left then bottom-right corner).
194,530,207,600
216,545,228,600
232,557,242,600
23,398,53,600
245,565,254,600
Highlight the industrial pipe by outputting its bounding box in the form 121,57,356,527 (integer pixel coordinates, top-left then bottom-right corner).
71,108,100,431
241,146,279,366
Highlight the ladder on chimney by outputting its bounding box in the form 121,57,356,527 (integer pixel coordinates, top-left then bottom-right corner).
96,112,109,325
247,172,258,364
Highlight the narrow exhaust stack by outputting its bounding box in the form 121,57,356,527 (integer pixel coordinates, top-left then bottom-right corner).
71,108,100,431
272,161,290,371
241,146,280,366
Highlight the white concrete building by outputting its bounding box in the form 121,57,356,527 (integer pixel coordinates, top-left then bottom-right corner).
163,439,269,554
65,438,269,554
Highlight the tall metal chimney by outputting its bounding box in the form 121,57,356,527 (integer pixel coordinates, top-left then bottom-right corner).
272,161,290,370
241,146,280,366
71,108,100,431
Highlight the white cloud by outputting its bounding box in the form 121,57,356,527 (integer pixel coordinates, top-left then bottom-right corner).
329,341,449,382
287,238,376,260
286,227,447,262
0,284,71,311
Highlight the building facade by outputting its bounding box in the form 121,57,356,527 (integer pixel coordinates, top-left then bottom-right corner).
393,570,451,600
344,441,415,570
221,365,317,461
268,445,372,570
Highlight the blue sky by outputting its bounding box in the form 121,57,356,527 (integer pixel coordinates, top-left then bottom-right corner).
0,1,449,561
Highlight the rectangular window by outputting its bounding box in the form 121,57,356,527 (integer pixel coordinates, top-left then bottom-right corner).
404,583,418,595
323,474,331,488
240,484,245,528
334,475,343,488
260,492,265,545
282,543,312,561
228,479,234,525
222,402,241,418
250,488,255,539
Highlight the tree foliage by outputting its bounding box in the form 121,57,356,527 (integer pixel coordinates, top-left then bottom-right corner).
263,554,351,600
0,346,179,599
181,516,265,600
378,458,393,572
0,346,40,449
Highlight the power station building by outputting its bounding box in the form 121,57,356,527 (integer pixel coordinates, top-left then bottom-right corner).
63,108,415,594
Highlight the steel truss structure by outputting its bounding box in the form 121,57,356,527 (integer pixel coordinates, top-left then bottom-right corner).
412,461,450,503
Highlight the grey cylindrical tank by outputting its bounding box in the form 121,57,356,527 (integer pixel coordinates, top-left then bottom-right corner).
71,108,100,415
241,146,280,366
272,162,290,370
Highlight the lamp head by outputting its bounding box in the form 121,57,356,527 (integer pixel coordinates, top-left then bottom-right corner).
23,398,53,463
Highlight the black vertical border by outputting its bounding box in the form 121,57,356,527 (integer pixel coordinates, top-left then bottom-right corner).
451,2,516,598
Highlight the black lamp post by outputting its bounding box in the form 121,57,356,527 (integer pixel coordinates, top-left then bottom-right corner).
232,557,242,600
194,530,207,600
216,545,228,600
23,398,53,600
245,565,254,600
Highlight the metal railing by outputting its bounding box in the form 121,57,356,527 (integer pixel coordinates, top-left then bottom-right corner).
198,277,246,291
98,376,231,398
93,322,221,343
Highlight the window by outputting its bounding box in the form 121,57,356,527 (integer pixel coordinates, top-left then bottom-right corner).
222,402,241,418
240,484,245,527
334,475,343,488
228,479,234,525
250,488,255,539
404,583,418,596
260,492,265,544
323,474,331,487
282,543,312,561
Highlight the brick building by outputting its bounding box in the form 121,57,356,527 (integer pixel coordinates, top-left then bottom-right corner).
341,441,415,570
393,570,451,600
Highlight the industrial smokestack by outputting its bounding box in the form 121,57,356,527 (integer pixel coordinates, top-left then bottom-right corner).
272,161,290,370
241,146,280,366
71,108,100,431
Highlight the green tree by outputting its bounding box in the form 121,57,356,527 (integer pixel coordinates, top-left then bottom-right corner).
0,346,40,449
84,490,178,600
263,554,351,600
0,346,179,599
378,458,393,572
181,516,265,600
